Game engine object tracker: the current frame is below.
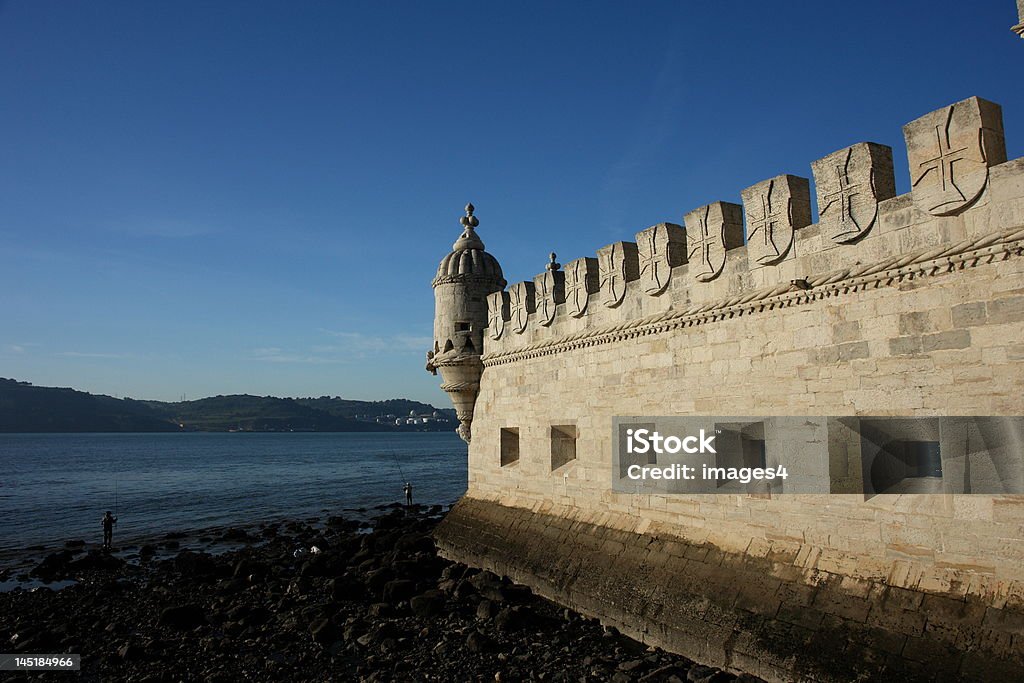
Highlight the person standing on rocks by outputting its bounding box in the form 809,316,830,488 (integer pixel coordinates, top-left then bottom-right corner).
404,482,413,507
101,510,117,551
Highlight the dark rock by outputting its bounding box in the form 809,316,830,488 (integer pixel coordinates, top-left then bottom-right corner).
220,528,251,542
452,579,477,601
365,567,395,593
330,575,364,602
465,630,492,653
495,606,531,633
409,590,445,617
232,557,265,580
30,550,73,579
64,539,85,548
139,544,157,557
394,532,435,555
158,604,207,630
382,579,416,603
174,550,217,577
367,602,393,618
69,551,124,572
309,618,340,646
118,643,144,660
476,599,497,620
688,665,722,683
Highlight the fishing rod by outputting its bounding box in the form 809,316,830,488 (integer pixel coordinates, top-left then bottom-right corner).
389,450,407,483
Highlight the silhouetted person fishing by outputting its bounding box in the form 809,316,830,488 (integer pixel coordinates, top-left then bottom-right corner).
102,510,117,551
404,482,413,507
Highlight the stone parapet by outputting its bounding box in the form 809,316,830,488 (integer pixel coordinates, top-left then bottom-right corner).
480,98,1019,356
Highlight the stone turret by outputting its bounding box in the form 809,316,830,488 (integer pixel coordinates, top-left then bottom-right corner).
426,203,505,443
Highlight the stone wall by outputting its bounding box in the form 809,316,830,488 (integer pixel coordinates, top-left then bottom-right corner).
434,97,1024,681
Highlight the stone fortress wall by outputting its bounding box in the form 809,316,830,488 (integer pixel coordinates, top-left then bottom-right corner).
431,96,1024,681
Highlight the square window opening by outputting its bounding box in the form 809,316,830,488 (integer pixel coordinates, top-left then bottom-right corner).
500,428,520,467
551,425,577,471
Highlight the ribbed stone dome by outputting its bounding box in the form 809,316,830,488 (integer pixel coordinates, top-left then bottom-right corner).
435,248,505,281
432,203,506,286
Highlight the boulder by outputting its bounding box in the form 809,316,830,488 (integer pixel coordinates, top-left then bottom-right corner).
382,579,416,603
409,590,446,617
173,550,217,577
158,604,207,630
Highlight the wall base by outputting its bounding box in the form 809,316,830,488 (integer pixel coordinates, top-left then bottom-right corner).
435,496,1024,683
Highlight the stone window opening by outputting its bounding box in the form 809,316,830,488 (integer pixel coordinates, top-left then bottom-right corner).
872,440,943,494
713,421,769,493
500,428,520,467
550,425,577,471
455,321,471,332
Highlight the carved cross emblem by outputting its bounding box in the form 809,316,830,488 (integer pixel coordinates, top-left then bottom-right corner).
487,291,509,340
534,268,563,327
914,107,969,206
685,202,742,282
686,206,719,282
636,223,686,295
744,180,788,264
812,143,895,244
741,175,810,265
564,258,596,318
509,282,535,334
903,97,1006,217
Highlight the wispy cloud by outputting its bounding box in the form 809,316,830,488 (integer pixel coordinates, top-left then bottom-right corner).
249,347,346,365
58,351,128,359
3,342,41,355
320,330,432,354
250,331,432,365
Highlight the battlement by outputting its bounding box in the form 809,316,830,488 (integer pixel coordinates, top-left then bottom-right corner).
481,97,1022,362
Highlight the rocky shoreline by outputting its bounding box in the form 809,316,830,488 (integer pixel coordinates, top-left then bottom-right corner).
0,505,762,682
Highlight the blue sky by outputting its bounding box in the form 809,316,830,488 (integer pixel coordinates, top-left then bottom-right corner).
1,1,1021,406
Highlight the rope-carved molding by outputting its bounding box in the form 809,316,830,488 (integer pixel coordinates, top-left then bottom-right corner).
440,381,480,392
481,224,1024,367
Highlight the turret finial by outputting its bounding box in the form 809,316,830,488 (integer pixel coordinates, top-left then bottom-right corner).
460,203,480,229
452,202,485,251
546,252,561,271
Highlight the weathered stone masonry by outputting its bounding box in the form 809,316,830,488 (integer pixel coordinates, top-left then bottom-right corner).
428,97,1024,681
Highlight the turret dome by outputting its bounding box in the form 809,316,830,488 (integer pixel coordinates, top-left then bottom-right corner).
432,203,506,287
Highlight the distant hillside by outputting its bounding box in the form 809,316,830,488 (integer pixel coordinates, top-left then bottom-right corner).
0,378,178,433
0,379,455,433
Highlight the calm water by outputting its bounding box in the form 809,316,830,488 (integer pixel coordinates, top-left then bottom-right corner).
0,432,467,563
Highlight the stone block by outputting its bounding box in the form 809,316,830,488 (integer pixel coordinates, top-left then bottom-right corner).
951,301,987,328
812,142,896,244
903,96,1006,216
635,222,687,295
563,257,599,318
741,174,812,265
485,290,510,341
921,329,971,352
533,255,565,327
508,281,536,334
683,201,744,282
596,241,640,308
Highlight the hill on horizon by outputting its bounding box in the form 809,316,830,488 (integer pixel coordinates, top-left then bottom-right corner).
0,378,454,433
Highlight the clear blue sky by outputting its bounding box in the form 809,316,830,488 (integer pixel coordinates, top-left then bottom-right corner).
1,1,1021,406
